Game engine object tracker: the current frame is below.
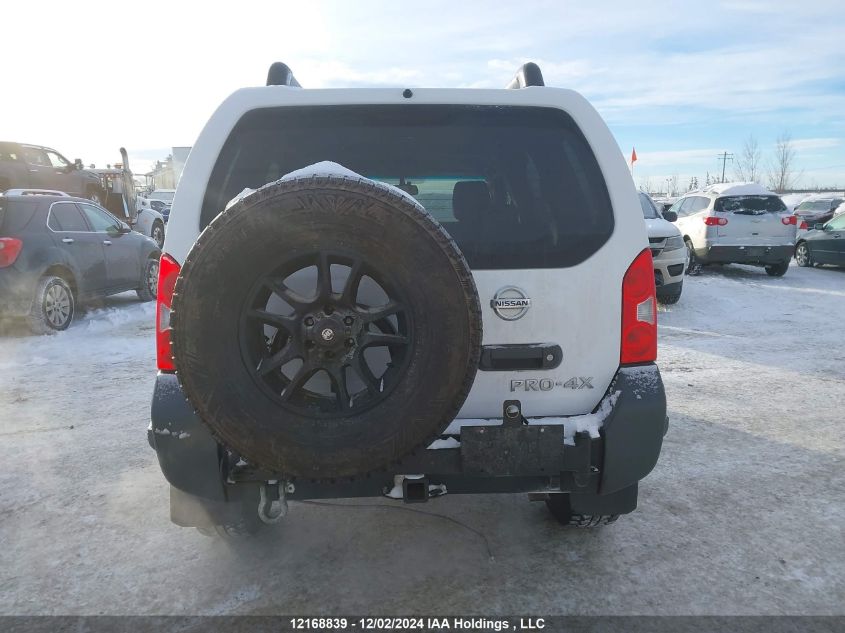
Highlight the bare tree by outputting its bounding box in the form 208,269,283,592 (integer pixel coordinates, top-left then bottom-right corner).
734,134,762,183
767,132,799,193
639,176,653,193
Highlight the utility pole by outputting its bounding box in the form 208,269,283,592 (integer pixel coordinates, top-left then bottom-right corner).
717,152,734,183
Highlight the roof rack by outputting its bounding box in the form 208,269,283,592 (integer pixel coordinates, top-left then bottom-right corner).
505,62,544,89
3,189,71,197
266,62,301,88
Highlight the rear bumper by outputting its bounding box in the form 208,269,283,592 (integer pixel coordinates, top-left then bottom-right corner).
695,244,793,265
149,365,667,505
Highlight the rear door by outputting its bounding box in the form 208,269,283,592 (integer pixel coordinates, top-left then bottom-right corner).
78,202,139,289
811,214,845,264
713,195,795,247
47,201,109,297
198,104,630,418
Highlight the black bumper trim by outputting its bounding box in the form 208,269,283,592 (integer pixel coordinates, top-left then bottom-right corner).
695,244,793,265
150,365,666,501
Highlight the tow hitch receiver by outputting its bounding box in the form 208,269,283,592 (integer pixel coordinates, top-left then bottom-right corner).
403,477,430,503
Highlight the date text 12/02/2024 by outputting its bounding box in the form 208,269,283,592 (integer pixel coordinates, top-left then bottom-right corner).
289,617,547,630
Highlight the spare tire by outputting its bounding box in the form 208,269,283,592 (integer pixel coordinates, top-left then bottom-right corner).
171,175,482,479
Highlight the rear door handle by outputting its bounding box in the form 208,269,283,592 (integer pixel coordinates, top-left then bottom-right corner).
103,240,112,245
61,237,74,244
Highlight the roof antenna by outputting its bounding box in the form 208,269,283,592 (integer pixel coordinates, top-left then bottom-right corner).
505,62,544,89
266,62,301,87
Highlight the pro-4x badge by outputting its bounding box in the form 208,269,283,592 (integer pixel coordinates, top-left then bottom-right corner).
510,377,594,392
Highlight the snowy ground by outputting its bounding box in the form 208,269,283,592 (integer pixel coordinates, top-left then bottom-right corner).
0,263,843,615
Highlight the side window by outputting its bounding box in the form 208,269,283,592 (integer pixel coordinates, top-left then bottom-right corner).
79,203,119,232
0,144,20,162
49,203,90,232
677,198,695,217
22,147,50,166
45,151,70,169
693,196,711,213
668,198,685,216
827,215,845,230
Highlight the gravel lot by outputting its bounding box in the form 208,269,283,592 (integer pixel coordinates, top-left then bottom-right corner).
0,263,843,615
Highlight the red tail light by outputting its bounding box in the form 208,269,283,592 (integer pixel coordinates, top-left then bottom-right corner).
799,220,808,230
621,248,657,365
704,216,728,226
0,238,23,268
782,215,798,226
156,253,181,371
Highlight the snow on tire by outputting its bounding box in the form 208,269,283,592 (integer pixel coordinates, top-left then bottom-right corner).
170,175,482,479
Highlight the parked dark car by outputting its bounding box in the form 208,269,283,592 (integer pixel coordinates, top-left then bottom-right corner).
794,197,843,228
794,213,845,268
0,190,160,333
0,142,106,204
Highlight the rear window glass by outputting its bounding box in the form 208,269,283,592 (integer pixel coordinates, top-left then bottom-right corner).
715,195,786,215
0,199,40,233
201,105,614,269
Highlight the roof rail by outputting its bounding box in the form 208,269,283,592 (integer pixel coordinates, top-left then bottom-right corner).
505,62,545,89
267,62,301,88
3,189,71,197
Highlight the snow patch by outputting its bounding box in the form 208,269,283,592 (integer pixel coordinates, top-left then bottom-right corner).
442,390,621,446
428,437,461,450
225,161,424,211
702,182,775,197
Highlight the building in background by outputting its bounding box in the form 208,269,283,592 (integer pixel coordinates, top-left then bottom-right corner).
143,146,191,190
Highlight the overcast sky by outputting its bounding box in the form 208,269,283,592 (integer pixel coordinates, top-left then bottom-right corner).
2,0,843,190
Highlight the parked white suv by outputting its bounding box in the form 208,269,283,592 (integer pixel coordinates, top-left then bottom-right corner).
149,62,667,536
668,182,797,277
640,192,686,303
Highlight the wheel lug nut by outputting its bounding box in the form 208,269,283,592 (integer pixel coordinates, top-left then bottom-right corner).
325,351,334,359
345,338,355,347
343,316,354,326
304,317,315,326
305,340,315,349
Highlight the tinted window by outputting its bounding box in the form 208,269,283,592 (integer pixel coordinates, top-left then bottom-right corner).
715,196,786,214
79,203,119,231
1,200,41,233
0,144,20,162
202,105,614,270
49,203,90,232
827,215,845,230
22,147,50,166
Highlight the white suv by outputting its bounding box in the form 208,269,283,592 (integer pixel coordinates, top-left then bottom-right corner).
640,192,686,303
669,182,797,276
148,62,667,535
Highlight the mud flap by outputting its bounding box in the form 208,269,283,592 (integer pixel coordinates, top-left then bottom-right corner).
150,372,226,501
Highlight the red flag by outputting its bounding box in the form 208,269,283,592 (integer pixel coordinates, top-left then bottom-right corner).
631,147,638,164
